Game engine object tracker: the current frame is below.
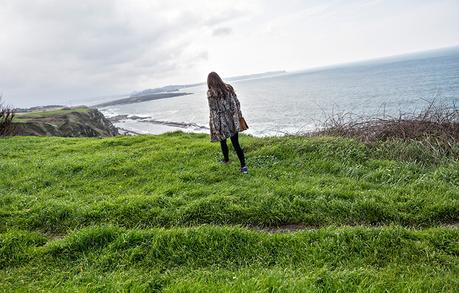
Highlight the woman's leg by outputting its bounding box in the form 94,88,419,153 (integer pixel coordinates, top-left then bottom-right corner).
230,133,246,167
220,139,229,162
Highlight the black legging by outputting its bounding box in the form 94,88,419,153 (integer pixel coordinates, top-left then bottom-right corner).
220,133,246,167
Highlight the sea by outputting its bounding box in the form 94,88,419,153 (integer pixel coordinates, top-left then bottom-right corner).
96,47,459,136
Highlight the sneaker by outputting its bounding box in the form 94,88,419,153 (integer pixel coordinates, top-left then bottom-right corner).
219,159,230,165
240,166,248,174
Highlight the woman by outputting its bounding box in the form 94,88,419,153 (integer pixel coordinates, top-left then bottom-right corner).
207,72,249,174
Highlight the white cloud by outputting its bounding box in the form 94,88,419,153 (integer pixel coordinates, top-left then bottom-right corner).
0,0,251,106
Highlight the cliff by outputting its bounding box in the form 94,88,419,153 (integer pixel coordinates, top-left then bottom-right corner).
13,106,119,137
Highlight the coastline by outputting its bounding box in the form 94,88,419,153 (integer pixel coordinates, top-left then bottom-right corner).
94,92,191,107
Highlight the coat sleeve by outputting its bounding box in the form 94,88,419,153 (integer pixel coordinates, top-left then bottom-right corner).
207,90,217,111
207,91,218,133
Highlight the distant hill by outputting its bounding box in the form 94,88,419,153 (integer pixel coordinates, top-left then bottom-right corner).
130,85,194,97
95,92,191,108
131,70,287,98
225,70,287,82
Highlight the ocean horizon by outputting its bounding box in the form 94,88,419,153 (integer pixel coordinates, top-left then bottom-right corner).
96,46,458,136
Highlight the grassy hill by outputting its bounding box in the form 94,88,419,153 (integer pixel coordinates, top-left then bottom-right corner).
13,107,118,137
1,132,458,291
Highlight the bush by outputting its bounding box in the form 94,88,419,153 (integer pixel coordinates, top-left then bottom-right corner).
313,100,459,163
0,97,16,136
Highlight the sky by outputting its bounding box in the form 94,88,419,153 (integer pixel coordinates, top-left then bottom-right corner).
1,0,458,107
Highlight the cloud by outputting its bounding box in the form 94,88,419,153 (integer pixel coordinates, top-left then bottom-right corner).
0,0,250,106
0,0,457,107
212,27,233,37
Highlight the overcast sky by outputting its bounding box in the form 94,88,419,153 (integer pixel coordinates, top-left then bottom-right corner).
1,0,458,107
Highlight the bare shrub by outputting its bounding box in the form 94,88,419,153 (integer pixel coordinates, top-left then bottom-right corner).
312,100,459,162
0,97,16,136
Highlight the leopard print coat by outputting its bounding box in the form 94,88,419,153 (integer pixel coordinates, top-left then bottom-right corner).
207,86,248,142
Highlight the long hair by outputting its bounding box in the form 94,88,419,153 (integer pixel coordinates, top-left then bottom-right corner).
207,72,235,97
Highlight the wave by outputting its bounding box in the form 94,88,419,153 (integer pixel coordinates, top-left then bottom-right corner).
108,114,209,131
138,118,209,130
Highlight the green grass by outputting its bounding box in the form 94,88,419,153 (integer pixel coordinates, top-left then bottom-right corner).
1,132,458,291
1,226,458,291
13,107,89,122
